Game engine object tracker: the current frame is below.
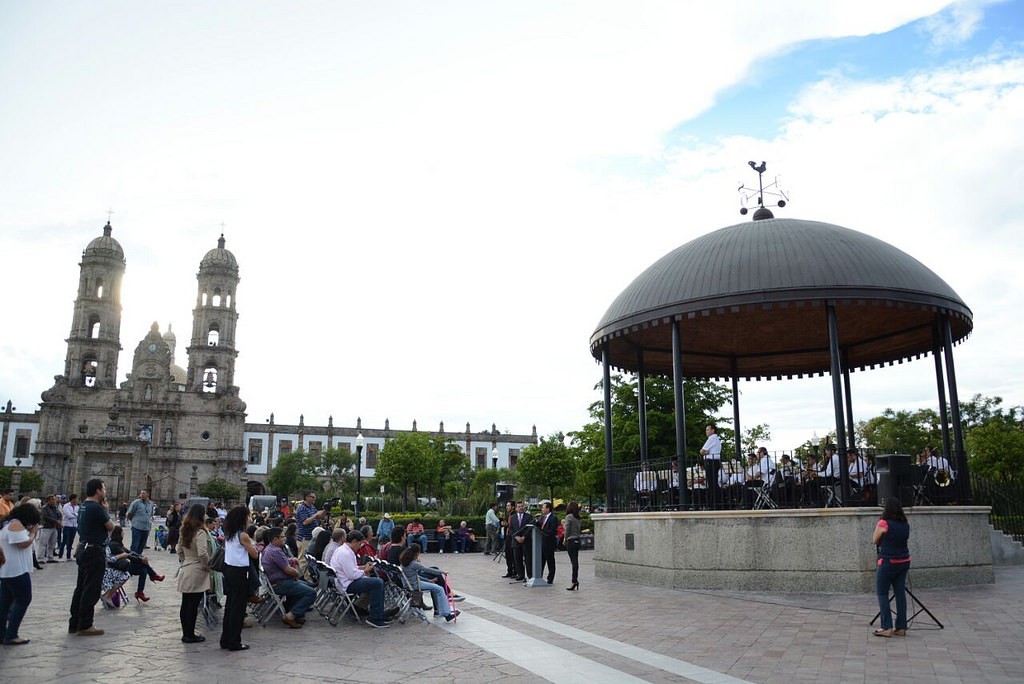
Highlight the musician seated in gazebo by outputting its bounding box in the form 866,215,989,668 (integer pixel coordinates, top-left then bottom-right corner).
778,454,800,507
922,444,956,503
742,453,764,509
847,448,870,503
685,463,706,509
634,462,658,511
801,454,821,506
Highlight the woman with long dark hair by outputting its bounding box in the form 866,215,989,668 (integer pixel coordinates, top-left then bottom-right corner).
0,503,41,645
107,526,165,602
873,497,911,637
176,503,210,643
563,501,582,591
219,505,259,651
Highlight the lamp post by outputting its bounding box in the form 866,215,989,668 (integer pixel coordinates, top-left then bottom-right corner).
491,447,499,469
355,433,364,517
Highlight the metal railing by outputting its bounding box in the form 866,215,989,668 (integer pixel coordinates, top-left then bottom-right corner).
971,474,1024,543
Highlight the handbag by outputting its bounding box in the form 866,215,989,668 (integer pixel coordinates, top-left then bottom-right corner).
110,557,131,571
208,545,225,572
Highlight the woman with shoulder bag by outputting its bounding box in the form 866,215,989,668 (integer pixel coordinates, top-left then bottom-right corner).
0,503,41,645
177,504,210,643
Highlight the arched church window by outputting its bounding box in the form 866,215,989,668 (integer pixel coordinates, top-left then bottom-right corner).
95,278,104,299
212,287,222,307
207,323,220,347
82,357,98,387
202,291,208,306
88,314,101,339
226,292,232,308
202,366,218,393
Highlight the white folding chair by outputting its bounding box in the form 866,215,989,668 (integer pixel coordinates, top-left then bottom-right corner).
253,555,287,626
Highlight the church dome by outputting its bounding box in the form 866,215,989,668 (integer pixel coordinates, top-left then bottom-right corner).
200,234,238,273
84,221,125,262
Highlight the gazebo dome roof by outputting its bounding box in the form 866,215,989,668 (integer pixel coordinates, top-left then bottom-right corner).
591,217,972,379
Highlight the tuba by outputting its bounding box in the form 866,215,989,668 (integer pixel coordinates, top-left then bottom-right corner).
934,468,952,487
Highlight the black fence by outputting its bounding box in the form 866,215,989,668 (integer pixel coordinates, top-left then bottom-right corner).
607,452,960,513
972,474,1024,543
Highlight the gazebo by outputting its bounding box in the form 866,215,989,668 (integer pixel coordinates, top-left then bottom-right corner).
589,211,973,506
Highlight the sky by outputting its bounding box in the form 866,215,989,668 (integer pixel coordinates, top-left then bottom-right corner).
1,0,1022,453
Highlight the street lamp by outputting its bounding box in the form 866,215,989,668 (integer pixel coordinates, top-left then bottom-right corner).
491,447,499,469
355,433,364,517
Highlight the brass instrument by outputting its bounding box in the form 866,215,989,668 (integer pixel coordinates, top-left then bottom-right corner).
803,466,818,481
934,468,952,487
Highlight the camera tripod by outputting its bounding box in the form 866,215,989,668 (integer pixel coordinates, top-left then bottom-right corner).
870,577,943,630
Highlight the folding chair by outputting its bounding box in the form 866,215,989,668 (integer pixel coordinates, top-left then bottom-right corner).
200,592,219,628
371,557,428,625
253,556,287,626
316,563,361,627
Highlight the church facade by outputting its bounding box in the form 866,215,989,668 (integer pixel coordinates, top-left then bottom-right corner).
6,222,536,504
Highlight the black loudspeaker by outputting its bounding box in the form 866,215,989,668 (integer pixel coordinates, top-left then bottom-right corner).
494,483,514,506
875,454,915,507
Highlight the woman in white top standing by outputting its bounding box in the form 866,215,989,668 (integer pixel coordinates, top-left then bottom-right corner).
0,503,41,645
219,506,259,652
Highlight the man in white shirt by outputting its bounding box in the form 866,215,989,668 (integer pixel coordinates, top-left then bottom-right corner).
699,425,723,508
847,448,869,489
634,463,657,510
328,530,389,628
59,494,80,560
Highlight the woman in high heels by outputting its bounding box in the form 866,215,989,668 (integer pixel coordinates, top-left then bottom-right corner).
563,501,582,591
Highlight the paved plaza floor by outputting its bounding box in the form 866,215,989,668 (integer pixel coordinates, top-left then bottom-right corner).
2,546,1023,683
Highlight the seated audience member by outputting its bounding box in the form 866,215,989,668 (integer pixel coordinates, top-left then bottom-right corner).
436,519,453,553
399,543,458,621
261,527,316,629
328,531,390,628
322,528,346,565
381,527,406,564
405,518,429,552
307,527,331,562
107,526,165,602
284,523,299,558
356,526,377,559
454,521,473,553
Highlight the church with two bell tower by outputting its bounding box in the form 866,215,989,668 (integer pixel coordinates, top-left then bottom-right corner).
31,222,249,505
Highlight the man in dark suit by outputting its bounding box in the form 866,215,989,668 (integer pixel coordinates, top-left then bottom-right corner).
537,501,558,584
508,501,534,581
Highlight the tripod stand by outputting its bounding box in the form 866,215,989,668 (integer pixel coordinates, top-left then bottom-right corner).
870,575,944,630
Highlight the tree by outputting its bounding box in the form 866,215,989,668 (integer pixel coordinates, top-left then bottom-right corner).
516,432,576,502
857,408,941,453
375,432,438,513
966,405,1024,483
320,446,358,498
198,476,241,502
0,467,45,495
741,423,772,454
265,450,320,500
576,374,731,464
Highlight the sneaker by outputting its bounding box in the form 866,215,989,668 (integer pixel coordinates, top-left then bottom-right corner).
76,627,105,636
366,619,390,629
445,610,460,622
451,594,465,602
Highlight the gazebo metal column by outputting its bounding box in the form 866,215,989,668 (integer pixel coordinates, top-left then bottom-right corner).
637,349,649,463
941,313,971,503
731,359,742,463
932,323,954,470
671,320,688,508
602,345,615,509
827,302,852,502
842,351,856,452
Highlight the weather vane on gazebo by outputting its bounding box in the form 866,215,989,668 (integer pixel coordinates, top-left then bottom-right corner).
738,161,789,220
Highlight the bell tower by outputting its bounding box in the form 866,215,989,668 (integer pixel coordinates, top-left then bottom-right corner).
64,221,126,388
186,234,240,393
